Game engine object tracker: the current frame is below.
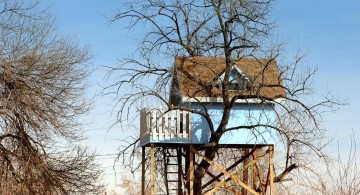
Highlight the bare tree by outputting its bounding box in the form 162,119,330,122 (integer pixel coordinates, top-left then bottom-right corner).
0,0,104,194
109,0,340,194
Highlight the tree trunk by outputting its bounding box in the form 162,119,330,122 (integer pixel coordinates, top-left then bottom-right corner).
192,146,219,195
193,169,203,195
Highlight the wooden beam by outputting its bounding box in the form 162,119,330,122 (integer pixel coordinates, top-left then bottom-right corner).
204,181,226,195
150,144,155,195
202,148,256,189
252,150,257,190
269,145,275,195
141,147,146,195
254,161,265,193
177,148,182,195
190,146,259,195
198,162,240,195
243,148,249,195
194,161,221,183
185,146,189,193
204,179,241,195
210,150,267,193
189,145,194,195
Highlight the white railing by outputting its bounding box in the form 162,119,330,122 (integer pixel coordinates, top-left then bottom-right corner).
140,109,192,143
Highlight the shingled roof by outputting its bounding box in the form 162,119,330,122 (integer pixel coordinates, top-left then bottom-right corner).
170,56,286,104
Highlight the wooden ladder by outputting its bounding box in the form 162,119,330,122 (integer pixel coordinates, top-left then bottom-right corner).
163,147,183,195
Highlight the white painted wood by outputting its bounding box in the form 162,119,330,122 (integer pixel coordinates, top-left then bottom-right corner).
183,111,188,139
170,112,175,140
164,112,169,140
176,110,181,140
188,111,192,141
158,111,163,141
151,110,157,139
142,109,192,142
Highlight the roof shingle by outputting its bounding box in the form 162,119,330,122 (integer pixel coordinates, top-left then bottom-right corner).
172,56,286,102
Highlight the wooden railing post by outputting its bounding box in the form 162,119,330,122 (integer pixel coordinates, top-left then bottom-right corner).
176,110,181,140
158,111,163,141
170,111,175,140
150,110,157,140
144,109,192,143
182,111,187,139
164,112,168,140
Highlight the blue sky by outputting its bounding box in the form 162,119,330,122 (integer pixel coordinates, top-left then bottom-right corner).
48,0,360,191
274,1,360,141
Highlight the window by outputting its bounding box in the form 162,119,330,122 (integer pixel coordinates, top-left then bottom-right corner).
215,66,252,91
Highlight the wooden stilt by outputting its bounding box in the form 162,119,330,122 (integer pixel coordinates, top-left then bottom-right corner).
252,150,257,190
189,145,194,195
202,148,256,189
269,145,275,195
151,144,155,195
190,146,259,195
185,146,190,193
243,148,249,195
177,148,182,195
141,147,146,195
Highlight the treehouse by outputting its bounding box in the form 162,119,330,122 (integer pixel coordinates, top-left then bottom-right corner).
140,56,286,147
140,56,286,195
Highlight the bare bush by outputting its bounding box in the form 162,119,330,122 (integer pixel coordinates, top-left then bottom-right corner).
0,0,104,194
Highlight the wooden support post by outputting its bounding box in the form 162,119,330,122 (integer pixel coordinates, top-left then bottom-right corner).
177,148,182,195
141,147,146,195
242,148,249,195
184,146,191,194
202,148,257,189
252,150,257,190
190,146,259,195
151,144,155,195
189,145,194,195
269,145,275,195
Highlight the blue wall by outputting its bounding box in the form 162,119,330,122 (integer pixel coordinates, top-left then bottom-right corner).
190,103,276,145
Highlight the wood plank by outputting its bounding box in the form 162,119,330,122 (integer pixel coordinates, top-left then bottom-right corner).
187,111,192,142
190,146,259,195
255,162,265,193
252,150,257,190
158,111,163,141
151,144,155,195
140,109,148,144
176,110,181,140
141,147,145,195
202,148,256,189
189,145,194,195
170,111,175,140
243,148,249,195
183,111,187,139
177,148,182,195
151,110,157,139
205,181,226,195
269,145,275,195
211,153,266,193
223,153,266,182
164,112,169,140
